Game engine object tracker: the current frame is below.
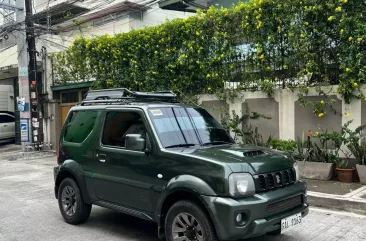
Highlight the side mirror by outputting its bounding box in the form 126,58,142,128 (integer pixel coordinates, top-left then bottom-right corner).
125,134,146,152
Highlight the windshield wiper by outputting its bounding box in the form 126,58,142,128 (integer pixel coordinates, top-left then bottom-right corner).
165,144,196,149
202,141,234,146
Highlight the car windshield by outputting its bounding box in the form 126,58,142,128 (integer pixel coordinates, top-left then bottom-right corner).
148,107,234,148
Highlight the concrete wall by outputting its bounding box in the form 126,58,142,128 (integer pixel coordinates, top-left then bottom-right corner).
198,85,364,149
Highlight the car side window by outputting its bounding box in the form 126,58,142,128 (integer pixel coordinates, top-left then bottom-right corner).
102,111,147,148
0,114,15,123
63,111,98,143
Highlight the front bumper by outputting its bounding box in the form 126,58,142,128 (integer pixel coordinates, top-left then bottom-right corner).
201,181,308,241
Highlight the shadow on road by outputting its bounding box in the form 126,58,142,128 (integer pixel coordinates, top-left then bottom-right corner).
78,207,283,241
80,207,160,241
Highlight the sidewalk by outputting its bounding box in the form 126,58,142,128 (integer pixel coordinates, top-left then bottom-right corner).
305,179,366,215
0,144,55,161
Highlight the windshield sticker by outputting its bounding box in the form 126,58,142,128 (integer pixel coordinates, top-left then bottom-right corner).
150,109,163,116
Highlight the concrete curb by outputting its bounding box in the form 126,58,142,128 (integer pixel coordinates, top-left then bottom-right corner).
308,187,366,215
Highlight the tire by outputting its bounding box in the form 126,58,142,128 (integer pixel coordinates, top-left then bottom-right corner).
165,200,218,241
58,177,92,225
267,228,281,235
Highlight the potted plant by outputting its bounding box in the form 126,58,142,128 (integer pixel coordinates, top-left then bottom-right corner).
328,121,355,183
295,120,354,181
294,131,335,181
346,126,366,184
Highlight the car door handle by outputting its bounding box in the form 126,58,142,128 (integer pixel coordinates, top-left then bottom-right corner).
97,154,106,163
3,125,7,127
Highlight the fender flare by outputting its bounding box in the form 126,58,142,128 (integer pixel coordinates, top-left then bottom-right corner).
55,159,91,204
155,175,217,238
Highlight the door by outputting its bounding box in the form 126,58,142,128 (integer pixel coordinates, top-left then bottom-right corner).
61,106,73,126
92,109,160,213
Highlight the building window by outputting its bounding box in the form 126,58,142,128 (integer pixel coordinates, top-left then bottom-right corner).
61,91,79,104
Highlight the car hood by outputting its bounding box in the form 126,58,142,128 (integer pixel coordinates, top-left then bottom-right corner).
186,144,294,174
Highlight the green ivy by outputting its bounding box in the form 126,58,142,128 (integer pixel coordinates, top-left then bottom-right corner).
52,0,366,105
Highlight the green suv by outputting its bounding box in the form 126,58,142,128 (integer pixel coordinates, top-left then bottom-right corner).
54,88,308,241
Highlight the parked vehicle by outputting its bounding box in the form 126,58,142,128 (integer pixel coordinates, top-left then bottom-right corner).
0,111,15,143
54,88,308,241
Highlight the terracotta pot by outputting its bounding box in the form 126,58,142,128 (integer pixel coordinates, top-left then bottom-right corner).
336,168,355,183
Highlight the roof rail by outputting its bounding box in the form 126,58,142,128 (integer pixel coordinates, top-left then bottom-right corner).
81,88,179,105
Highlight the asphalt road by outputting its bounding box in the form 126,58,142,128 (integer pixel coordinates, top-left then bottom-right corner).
1,156,366,241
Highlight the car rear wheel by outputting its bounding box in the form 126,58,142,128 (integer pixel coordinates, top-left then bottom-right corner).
165,200,218,241
58,178,91,224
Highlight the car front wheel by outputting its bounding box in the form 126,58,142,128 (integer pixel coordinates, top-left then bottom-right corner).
58,178,91,224
165,200,218,241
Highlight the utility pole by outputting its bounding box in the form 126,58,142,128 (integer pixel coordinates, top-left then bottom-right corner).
0,0,40,148
14,0,32,148
25,0,42,147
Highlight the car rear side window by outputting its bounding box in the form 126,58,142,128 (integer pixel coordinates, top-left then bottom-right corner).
0,114,15,123
63,111,98,143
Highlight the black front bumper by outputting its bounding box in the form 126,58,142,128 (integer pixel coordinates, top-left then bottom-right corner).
201,181,308,240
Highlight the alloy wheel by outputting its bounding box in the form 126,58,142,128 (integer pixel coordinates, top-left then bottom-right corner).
61,186,77,216
172,213,204,241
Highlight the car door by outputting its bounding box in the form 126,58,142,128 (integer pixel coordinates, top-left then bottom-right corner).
0,113,5,140
2,113,15,139
92,108,163,213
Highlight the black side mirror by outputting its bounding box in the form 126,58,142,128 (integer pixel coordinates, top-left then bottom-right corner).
125,134,146,151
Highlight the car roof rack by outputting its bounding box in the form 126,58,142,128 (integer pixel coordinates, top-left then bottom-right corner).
81,88,179,105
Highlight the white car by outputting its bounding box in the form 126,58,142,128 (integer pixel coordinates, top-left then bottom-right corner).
0,112,15,142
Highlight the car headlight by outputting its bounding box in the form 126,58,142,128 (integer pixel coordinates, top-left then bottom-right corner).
293,162,300,182
228,173,256,197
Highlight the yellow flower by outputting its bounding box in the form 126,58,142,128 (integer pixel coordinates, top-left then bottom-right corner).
286,88,291,91
154,51,158,55
357,37,363,41
256,21,263,29
259,54,265,60
328,16,335,21
349,36,353,41
335,7,342,12
315,132,319,135
320,100,324,104
318,113,324,117
268,36,272,40
345,113,351,117
354,82,358,87
196,31,200,36
364,96,366,101
208,87,212,91
305,22,309,25
307,86,310,89
343,0,347,3
206,74,211,78
340,29,345,34
346,68,351,72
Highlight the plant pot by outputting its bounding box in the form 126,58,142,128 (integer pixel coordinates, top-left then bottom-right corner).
297,162,334,180
336,168,355,183
356,165,366,185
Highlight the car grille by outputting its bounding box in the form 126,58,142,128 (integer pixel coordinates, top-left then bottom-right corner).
253,168,296,193
265,195,303,217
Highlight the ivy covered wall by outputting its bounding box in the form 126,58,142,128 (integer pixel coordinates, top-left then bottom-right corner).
52,0,365,107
